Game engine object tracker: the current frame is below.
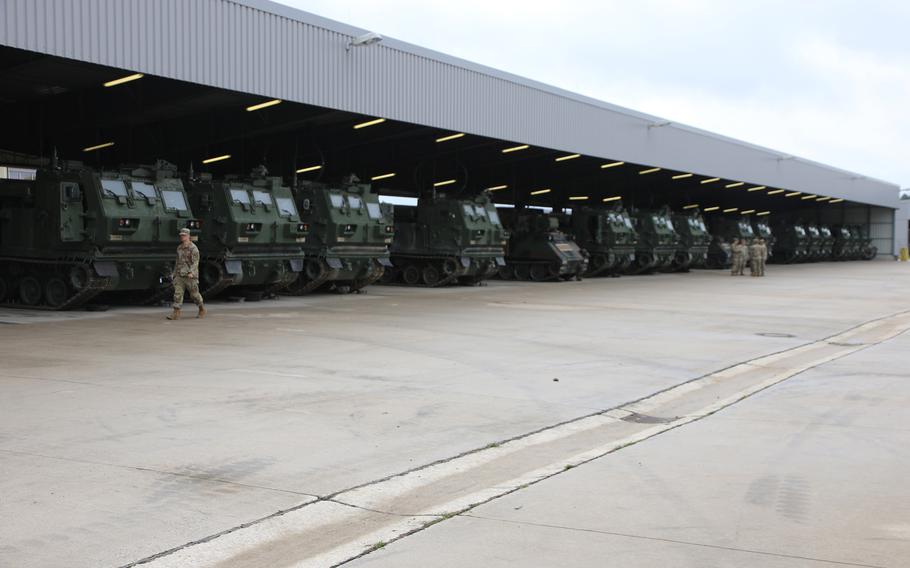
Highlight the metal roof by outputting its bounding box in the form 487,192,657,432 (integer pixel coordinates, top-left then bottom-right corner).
0,0,900,208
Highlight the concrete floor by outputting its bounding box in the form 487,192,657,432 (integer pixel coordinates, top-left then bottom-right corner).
0,261,907,567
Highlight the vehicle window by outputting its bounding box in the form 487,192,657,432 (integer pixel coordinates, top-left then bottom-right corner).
329,193,344,208
347,195,363,209
366,202,382,219
275,197,297,217
474,205,487,218
487,208,501,226
623,216,633,229
463,204,474,217
132,181,157,200
161,190,188,210
253,190,272,206
230,189,251,204
101,179,128,197
664,218,674,231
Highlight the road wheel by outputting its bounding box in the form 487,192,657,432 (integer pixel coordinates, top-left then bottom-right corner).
402,264,421,286
69,264,92,291
530,264,549,281
498,265,514,280
422,264,441,286
19,276,42,306
45,278,70,308
514,264,530,280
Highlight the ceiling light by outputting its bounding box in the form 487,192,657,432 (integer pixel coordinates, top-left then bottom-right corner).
602,196,622,202
601,161,624,169
703,206,720,212
672,173,694,180
103,73,143,87
569,196,588,201
556,153,581,162
725,182,745,188
502,144,530,153
700,177,721,184
683,204,699,209
723,207,738,213
785,191,802,197
800,194,818,200
530,189,551,195
202,154,231,164
829,198,845,204
757,211,771,216
816,196,831,202
82,141,115,152
747,186,766,192
486,185,508,191
246,99,282,112
296,165,322,173
354,118,386,129
371,172,396,181
435,132,465,143
767,189,785,195
639,167,661,175
433,179,457,187
741,209,756,214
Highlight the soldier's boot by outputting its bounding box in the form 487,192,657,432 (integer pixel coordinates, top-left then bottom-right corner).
166,308,181,320
197,304,206,319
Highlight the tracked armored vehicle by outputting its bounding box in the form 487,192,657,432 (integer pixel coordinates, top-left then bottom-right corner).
183,166,307,298
705,216,755,269
288,177,392,294
564,204,638,276
770,221,811,263
384,192,506,287
816,224,835,260
0,155,199,309
832,225,856,260
624,206,679,274
851,225,878,260
669,210,710,271
804,223,823,261
498,209,587,281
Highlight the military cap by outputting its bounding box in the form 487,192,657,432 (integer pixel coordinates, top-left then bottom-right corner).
178,228,191,236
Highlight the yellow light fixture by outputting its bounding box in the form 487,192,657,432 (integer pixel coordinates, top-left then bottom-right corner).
700,177,721,184
371,172,396,181
767,189,785,195
725,182,745,188
435,132,465,143
723,207,738,213
741,209,756,215
246,99,282,112
568,196,588,201
756,211,771,216
747,186,767,192
530,188,551,195
433,179,457,187
486,185,508,191
602,196,622,202
502,144,530,153
555,153,581,162
816,196,831,202
829,198,845,204
682,204,699,209
672,173,694,180
82,141,115,152
639,167,661,175
296,165,322,173
354,118,386,129
202,154,231,164
103,73,143,87
785,191,802,197
600,161,624,169
800,194,818,200
703,206,720,212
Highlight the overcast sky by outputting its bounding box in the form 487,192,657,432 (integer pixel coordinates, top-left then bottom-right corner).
279,0,908,191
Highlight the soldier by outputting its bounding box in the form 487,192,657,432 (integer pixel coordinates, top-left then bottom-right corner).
730,239,745,276
749,239,762,277
757,237,769,276
167,228,206,320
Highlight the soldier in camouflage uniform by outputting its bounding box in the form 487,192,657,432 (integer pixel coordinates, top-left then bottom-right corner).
167,228,206,320
749,239,763,277
756,237,769,276
730,239,745,276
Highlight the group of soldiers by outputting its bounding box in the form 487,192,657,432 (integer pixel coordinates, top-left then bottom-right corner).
730,238,769,277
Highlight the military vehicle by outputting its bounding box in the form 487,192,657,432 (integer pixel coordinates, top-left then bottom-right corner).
624,206,679,274
0,154,199,309
287,177,392,294
770,221,810,263
803,222,823,261
816,224,835,260
183,166,307,298
851,225,878,260
563,204,638,276
383,192,506,286
750,216,775,260
669,210,710,271
705,216,756,269
498,208,587,281
832,225,857,260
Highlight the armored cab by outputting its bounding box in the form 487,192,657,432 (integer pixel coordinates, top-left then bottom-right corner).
183,166,307,298
564,204,638,276
288,177,392,294
803,223,823,261
498,208,587,281
831,225,855,260
624,206,679,274
705,216,756,269
770,221,810,263
850,225,878,260
750,217,775,260
669,210,710,271
816,224,835,260
384,192,507,286
0,156,199,309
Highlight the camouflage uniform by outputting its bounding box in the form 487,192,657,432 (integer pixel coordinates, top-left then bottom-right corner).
756,239,769,276
731,241,745,275
749,241,763,276
173,240,204,308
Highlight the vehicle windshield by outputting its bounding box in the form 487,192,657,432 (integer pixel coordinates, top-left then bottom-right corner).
131,181,157,200
101,179,128,197
487,208,501,226
229,189,250,204
275,197,297,217
161,190,188,210
623,216,633,229
366,202,382,219
474,205,487,218
329,193,344,208
463,204,474,218
347,195,363,209
795,226,806,236
252,190,272,206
